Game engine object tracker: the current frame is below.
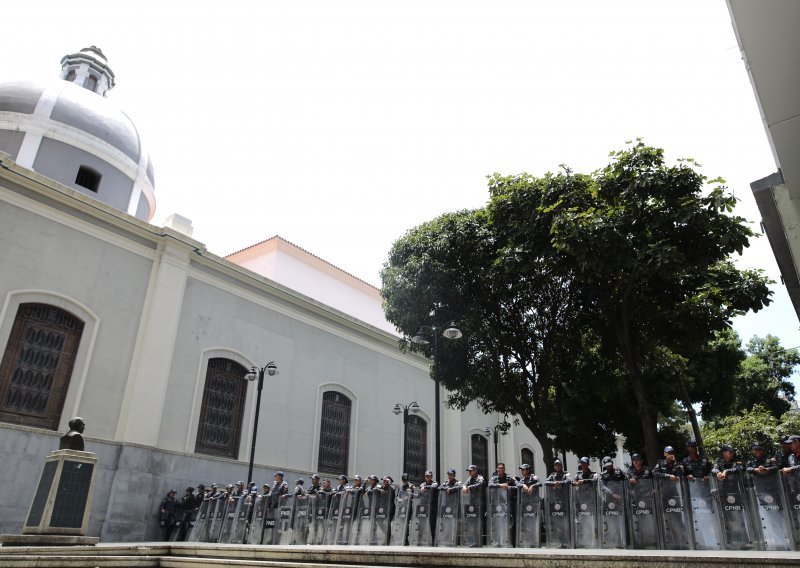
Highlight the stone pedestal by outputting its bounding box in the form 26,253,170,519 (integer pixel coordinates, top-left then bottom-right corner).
22,449,97,536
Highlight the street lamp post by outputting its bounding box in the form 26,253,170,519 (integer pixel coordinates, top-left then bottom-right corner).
485,424,504,472
393,401,421,474
244,361,278,484
411,322,462,484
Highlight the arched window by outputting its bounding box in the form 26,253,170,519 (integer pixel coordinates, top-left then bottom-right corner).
318,391,351,475
195,358,248,459
471,433,489,477
0,303,84,429
521,447,535,474
403,415,427,482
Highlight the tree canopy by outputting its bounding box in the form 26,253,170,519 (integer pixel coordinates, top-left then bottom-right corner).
381,141,773,470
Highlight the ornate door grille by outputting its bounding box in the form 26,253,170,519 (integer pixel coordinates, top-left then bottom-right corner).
471,433,489,478
195,358,248,458
0,303,83,430
317,391,351,475
404,415,427,483
521,447,535,474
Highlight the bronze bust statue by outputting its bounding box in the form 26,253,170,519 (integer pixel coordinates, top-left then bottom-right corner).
59,417,86,451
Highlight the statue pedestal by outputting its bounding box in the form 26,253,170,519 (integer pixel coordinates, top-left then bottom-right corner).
22,449,97,536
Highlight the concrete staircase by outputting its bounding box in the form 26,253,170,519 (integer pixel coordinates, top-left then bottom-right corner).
1,543,800,567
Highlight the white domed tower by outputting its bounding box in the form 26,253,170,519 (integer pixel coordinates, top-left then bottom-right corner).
0,46,155,220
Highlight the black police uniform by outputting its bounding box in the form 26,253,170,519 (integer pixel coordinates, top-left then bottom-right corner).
488,473,517,487
626,464,652,480
682,455,712,478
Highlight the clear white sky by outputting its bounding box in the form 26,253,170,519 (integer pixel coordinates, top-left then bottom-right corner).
3,1,798,354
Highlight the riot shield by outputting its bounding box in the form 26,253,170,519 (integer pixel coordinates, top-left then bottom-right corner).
598,478,626,549
261,497,280,545
351,490,372,545
389,487,411,546
307,493,330,545
516,484,540,548
324,492,343,545
229,495,252,545
655,476,691,550
370,487,394,545
217,497,241,544
333,489,356,545
186,499,210,543
487,486,514,548
206,498,228,543
626,478,659,550
459,484,484,548
713,471,756,550
749,471,791,551
291,494,311,545
246,495,268,545
275,494,296,545
686,478,723,550
572,479,598,549
408,487,435,546
543,481,572,549
781,468,800,550
435,487,460,547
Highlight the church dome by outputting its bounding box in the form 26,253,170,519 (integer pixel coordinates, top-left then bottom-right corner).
0,47,155,221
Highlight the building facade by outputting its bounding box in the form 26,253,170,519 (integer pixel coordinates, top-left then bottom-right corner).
0,48,547,541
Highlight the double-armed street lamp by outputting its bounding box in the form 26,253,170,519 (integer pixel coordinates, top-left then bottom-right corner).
411,322,462,484
244,361,278,484
485,423,506,472
393,401,421,475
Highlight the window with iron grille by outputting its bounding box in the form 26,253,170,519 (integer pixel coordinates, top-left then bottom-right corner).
403,414,427,483
195,358,248,459
0,303,84,430
317,391,351,475
521,447,534,474
471,433,489,477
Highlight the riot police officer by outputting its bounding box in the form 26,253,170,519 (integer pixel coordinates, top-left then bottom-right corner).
682,440,711,480
599,456,625,481
462,465,484,493
177,487,196,540
626,453,651,483
573,457,594,484
321,478,333,493
269,471,288,507
747,442,777,475
441,468,462,492
335,474,348,493
418,470,439,492
653,446,684,480
781,435,800,473
400,473,411,492
776,435,793,468
159,489,179,540
488,462,517,488
712,444,742,479
546,459,569,483
352,475,364,490
517,464,539,494
307,474,322,494
294,478,306,496
366,474,380,492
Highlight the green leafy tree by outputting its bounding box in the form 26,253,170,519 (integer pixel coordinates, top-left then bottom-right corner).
523,142,772,465
702,405,779,459
734,335,799,418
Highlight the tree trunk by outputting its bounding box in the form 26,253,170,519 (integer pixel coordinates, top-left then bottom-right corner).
677,376,704,455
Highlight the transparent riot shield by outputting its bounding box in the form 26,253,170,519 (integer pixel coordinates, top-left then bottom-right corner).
370,487,394,545
459,484,484,548
516,484,541,548
686,477,723,550
656,476,691,550
217,497,242,544
598,478,626,549
487,486,514,548
206,498,228,543
291,494,311,545
333,489,356,545
408,487,435,546
229,495,253,545
748,471,791,551
246,495,268,544
389,487,411,546
572,479,598,549
261,497,280,545
626,478,659,550
275,494,296,545
781,468,800,550
713,471,756,550
435,487,460,546
324,492,343,545
351,489,372,545
307,493,330,545
186,499,210,543
543,481,572,549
